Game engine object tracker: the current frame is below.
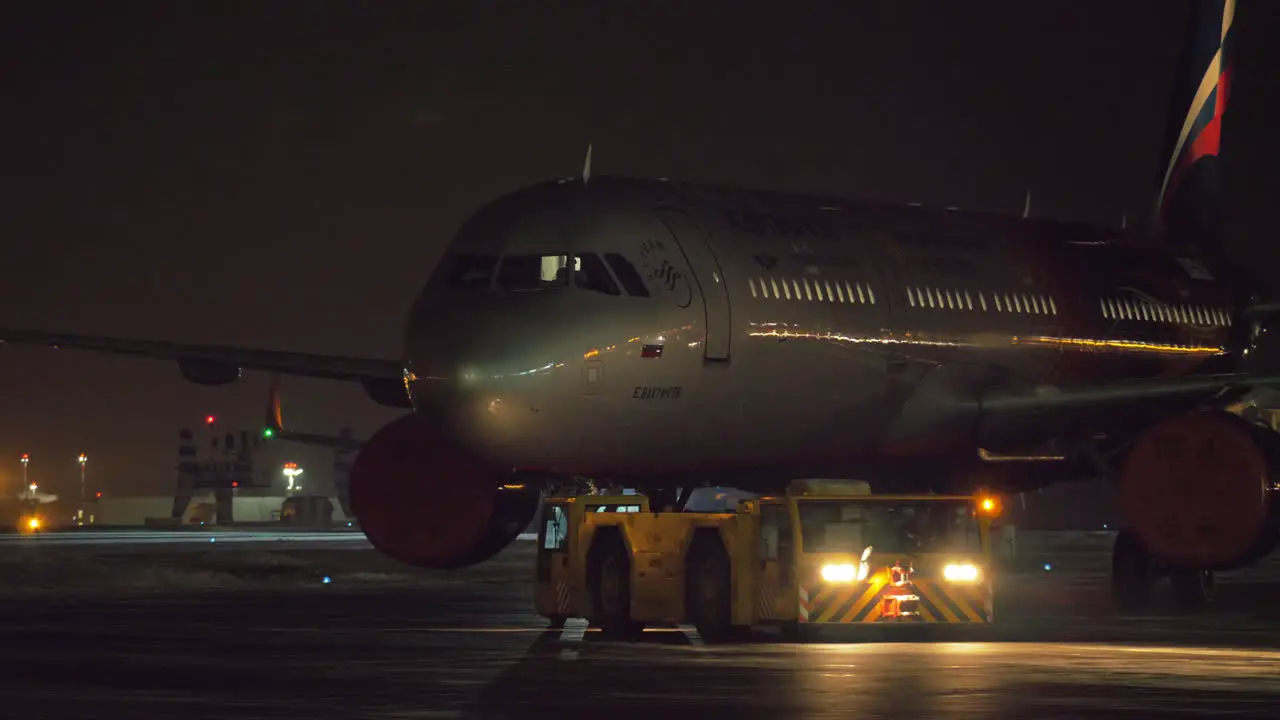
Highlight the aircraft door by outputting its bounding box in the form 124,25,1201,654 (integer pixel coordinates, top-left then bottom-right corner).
653,208,732,361
535,502,573,619
758,501,795,620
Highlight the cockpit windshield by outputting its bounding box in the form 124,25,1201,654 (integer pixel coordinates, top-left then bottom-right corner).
575,253,620,296
797,500,980,554
604,253,650,297
443,254,498,289
489,251,647,296
497,254,572,291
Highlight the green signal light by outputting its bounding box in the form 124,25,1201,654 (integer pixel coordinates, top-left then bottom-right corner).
263,428,275,438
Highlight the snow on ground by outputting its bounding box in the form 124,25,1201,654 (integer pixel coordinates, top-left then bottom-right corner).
0,529,1275,608
0,540,536,600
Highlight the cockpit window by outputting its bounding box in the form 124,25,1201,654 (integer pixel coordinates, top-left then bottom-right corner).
604,253,651,297
445,254,497,289
497,254,571,291
576,253,621,296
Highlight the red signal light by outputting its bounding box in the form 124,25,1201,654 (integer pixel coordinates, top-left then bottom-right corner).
205,415,216,425
232,481,239,488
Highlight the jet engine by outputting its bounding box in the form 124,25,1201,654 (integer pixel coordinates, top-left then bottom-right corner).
348,413,540,570
1120,411,1280,571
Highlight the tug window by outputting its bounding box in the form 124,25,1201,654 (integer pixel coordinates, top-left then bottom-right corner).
798,500,980,554
541,504,569,551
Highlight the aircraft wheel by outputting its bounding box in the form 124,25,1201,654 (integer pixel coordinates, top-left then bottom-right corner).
687,534,733,641
1111,529,1155,613
588,533,643,639
1170,568,1216,614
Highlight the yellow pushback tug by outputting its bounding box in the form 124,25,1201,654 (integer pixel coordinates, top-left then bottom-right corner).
534,480,1000,640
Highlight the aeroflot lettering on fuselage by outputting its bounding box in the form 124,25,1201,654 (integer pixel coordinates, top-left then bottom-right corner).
724,208,837,240
903,256,977,276
633,386,682,400
884,232,981,276
728,210,974,276
789,243,862,270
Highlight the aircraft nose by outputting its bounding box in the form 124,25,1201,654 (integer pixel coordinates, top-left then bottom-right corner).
401,293,552,455
402,304,480,418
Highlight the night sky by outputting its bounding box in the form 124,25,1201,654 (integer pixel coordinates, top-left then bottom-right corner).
1,1,1276,498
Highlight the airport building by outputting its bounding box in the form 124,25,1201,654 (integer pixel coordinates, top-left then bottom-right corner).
90,491,350,527
3,420,355,530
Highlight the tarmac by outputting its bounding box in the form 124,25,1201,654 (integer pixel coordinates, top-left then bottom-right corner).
0,530,1277,718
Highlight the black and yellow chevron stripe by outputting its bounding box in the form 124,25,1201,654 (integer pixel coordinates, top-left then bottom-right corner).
802,580,990,624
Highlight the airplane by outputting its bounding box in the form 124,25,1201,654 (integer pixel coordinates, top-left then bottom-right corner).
0,0,1271,611
260,376,361,518
262,376,363,453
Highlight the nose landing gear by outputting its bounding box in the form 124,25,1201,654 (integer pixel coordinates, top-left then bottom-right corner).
1111,529,1154,612
636,487,692,512
1169,567,1216,613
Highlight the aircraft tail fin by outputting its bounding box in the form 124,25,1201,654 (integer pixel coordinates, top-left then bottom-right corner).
260,375,364,451
1154,0,1236,254
265,375,284,437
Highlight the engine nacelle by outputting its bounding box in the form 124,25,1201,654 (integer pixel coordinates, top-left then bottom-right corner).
1121,411,1280,570
348,413,540,570
178,358,242,386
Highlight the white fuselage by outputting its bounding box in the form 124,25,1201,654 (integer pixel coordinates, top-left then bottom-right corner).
402,177,1236,485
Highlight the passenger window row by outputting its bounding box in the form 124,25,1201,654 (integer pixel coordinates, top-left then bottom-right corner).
1100,298,1230,326
748,276,876,304
906,287,1058,316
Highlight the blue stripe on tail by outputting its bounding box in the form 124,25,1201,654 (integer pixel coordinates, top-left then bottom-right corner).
1155,0,1236,254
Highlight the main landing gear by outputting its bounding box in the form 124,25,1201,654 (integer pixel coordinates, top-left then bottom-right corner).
1111,529,1216,614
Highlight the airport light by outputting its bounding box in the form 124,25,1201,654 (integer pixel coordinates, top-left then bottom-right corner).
205,415,216,426
283,462,303,494
20,453,28,490
78,453,87,502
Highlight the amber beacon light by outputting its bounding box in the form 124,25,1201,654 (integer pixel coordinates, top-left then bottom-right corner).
977,494,1002,518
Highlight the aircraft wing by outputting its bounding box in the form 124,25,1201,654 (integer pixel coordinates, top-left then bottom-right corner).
0,328,411,407
976,372,1280,449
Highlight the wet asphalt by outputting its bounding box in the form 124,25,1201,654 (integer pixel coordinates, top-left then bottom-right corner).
0,535,1277,718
